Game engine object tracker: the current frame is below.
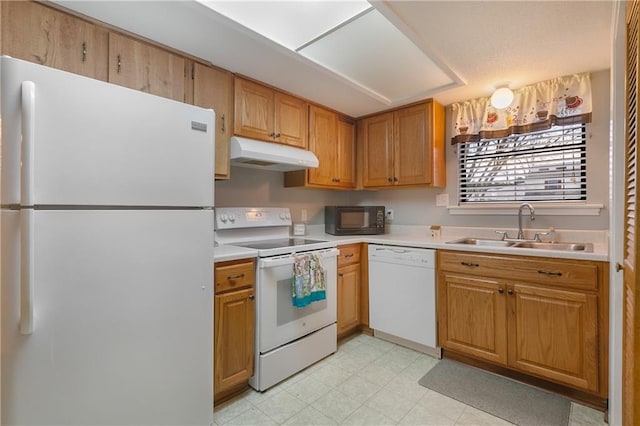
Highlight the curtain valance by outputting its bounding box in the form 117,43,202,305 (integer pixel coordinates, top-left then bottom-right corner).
451,73,592,144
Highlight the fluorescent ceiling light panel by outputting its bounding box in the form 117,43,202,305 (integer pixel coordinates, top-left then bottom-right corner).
298,9,455,103
199,0,371,51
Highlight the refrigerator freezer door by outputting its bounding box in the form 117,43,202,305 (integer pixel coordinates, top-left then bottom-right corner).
1,56,214,207
1,209,214,425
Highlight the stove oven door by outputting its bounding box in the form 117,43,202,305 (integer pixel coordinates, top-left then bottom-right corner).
256,248,338,353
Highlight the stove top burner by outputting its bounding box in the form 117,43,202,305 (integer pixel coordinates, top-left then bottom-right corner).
236,238,328,250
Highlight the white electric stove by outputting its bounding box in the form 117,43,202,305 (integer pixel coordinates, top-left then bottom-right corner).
214,207,338,391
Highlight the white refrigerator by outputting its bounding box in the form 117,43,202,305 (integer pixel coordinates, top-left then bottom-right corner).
0,56,215,425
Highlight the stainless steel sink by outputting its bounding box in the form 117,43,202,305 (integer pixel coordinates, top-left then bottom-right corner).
446,238,594,252
445,238,515,247
511,241,594,252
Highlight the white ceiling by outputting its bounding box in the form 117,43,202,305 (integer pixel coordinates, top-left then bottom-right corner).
54,0,613,118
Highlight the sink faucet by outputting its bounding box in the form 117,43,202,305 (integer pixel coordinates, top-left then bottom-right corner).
517,203,535,240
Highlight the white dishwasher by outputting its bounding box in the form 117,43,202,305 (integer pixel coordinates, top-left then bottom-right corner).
368,244,439,355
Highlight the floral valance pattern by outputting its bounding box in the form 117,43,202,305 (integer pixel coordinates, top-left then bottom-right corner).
451,73,592,144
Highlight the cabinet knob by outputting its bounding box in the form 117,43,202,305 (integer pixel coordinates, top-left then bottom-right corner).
338,272,344,277
507,289,514,295
221,114,225,132
387,177,393,183
393,177,398,182
269,132,276,138
460,261,480,268
616,262,624,272
82,41,87,63
498,288,504,294
248,295,255,301
117,54,122,73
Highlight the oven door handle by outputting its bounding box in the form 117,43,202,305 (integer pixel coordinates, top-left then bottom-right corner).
259,247,339,269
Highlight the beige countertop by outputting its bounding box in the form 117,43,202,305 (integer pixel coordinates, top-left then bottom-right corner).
214,225,609,262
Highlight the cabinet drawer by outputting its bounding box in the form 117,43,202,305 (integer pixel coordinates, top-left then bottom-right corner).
338,244,361,267
438,251,599,291
215,260,255,294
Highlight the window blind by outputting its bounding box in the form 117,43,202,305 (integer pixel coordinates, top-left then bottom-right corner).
458,124,586,203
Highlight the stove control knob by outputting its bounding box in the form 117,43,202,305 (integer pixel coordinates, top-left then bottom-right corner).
285,213,291,220
279,212,286,220
229,213,236,223
219,212,228,223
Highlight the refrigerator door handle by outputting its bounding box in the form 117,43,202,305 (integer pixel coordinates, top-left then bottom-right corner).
21,81,36,206
20,209,35,335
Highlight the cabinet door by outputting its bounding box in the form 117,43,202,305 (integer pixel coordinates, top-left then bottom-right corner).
192,63,234,180
308,105,337,186
508,283,598,392
394,103,432,186
274,92,307,148
1,1,108,80
362,113,394,187
438,273,508,365
338,263,360,335
335,118,356,188
108,32,185,101
214,287,255,395
234,77,274,141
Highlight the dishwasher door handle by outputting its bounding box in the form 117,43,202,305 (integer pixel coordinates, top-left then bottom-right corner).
374,247,409,254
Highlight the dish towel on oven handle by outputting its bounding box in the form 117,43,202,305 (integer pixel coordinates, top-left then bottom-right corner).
292,253,326,308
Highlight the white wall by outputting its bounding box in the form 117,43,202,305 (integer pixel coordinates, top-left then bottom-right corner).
215,167,352,225
216,69,611,231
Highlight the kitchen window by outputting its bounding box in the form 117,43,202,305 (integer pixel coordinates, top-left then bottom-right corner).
458,124,586,203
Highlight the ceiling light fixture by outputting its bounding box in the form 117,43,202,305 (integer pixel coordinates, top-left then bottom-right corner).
490,84,514,109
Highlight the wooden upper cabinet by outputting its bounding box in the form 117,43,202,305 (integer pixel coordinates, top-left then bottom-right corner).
234,77,274,140
108,32,185,102
274,92,307,148
234,77,307,148
191,62,234,180
361,112,394,187
361,100,445,189
395,103,432,185
284,106,356,189
307,105,338,186
335,117,357,188
1,1,108,80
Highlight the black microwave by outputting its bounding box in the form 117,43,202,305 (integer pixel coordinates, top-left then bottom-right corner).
325,206,385,235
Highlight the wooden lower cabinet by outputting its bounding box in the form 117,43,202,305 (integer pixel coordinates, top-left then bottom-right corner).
437,250,608,397
438,273,507,365
508,283,598,392
213,259,255,402
337,244,362,337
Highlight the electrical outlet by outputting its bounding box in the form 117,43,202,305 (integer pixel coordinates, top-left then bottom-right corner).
386,209,394,221
436,193,449,207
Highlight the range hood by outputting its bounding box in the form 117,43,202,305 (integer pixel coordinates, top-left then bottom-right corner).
229,136,319,172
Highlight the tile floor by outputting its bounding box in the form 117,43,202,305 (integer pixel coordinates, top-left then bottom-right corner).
214,334,607,426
